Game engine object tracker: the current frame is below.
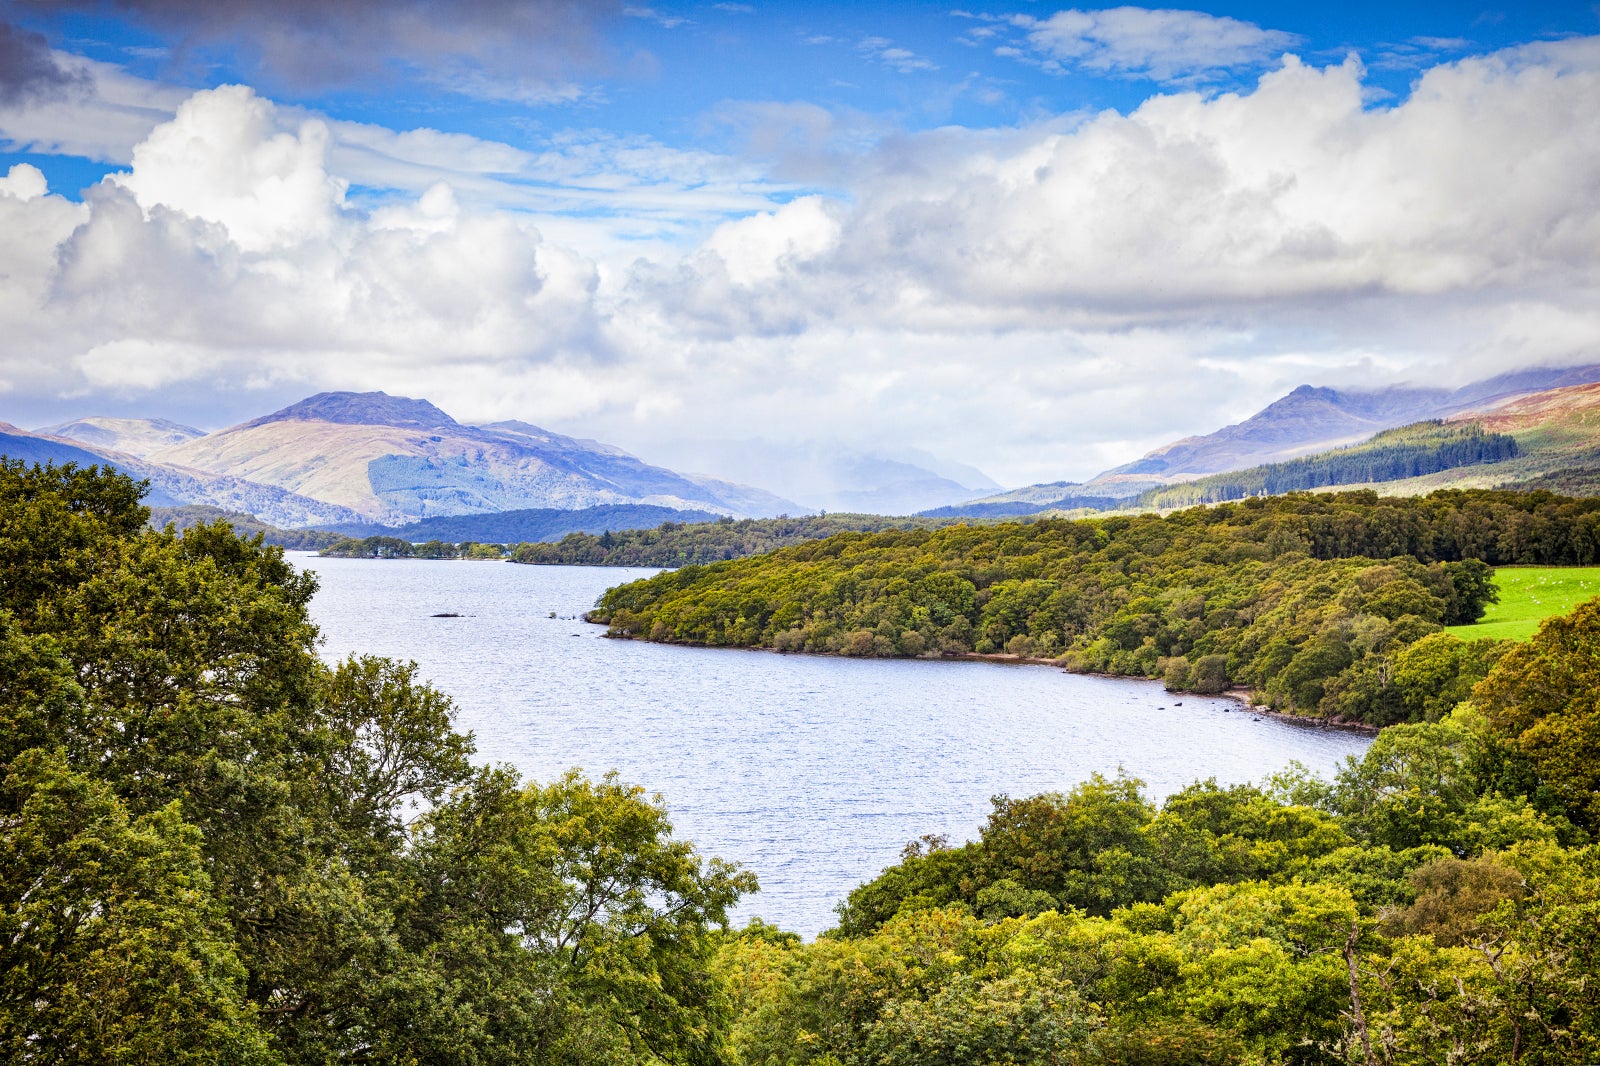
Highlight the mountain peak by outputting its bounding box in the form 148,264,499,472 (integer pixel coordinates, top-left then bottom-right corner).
246,392,458,431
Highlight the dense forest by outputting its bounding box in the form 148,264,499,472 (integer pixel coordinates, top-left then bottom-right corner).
10,463,1600,1063
1134,423,1521,510
1,463,752,1063
592,489,1600,725
718,607,1600,1064
511,513,959,567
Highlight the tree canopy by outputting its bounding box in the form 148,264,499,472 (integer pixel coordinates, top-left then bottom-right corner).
0,461,754,1065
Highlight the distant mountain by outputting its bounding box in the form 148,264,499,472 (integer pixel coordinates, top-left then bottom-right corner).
952,363,1600,516
315,504,726,544
0,423,369,527
644,439,1002,515
1097,363,1600,488
37,416,205,457
152,392,800,524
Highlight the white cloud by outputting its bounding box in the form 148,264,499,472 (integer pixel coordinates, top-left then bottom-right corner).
5,40,1600,486
704,196,842,285
0,161,47,200
1008,6,1301,82
858,36,939,74
111,85,347,252
1,85,605,416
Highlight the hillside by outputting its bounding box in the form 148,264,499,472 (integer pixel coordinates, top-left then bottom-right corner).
1134,421,1521,509
147,505,349,549
0,423,368,527
1315,380,1600,498
955,363,1600,514
38,416,205,457
153,392,800,524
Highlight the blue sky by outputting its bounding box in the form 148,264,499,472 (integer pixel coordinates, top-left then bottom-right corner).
2,1,1599,484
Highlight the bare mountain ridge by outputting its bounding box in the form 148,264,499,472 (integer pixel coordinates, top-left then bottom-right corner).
38,416,206,458
154,392,801,524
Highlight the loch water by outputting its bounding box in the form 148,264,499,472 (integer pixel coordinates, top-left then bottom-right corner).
296,555,1373,937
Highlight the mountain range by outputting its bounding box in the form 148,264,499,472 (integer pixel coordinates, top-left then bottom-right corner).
9,392,996,529
7,363,1599,536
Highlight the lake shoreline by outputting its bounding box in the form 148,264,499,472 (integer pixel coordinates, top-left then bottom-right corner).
590,622,1381,735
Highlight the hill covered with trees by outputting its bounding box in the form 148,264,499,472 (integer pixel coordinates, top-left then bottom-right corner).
1136,422,1520,509
591,489,1600,725
511,513,962,567
716,598,1600,1062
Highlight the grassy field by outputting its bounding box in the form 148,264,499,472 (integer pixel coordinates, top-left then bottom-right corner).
1445,565,1600,641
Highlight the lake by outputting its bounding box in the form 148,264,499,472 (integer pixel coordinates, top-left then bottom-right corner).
296,555,1373,937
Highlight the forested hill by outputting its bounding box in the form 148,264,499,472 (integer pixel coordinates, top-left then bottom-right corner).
512,513,965,567
1135,421,1519,509
592,489,1600,725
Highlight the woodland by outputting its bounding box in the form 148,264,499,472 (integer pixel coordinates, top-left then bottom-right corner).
590,489,1600,726
5,464,1600,1063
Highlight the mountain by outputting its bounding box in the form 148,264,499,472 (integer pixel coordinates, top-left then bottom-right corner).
643,439,1002,515
950,363,1600,516
152,392,800,524
0,423,369,527
37,416,205,457
1095,363,1600,489
314,504,725,544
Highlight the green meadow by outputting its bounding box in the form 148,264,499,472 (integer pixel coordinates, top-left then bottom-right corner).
1446,564,1600,641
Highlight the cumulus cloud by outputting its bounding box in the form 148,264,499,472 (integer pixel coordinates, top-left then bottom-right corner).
111,85,347,252
0,85,604,419
647,41,1600,325
6,39,1600,485
1003,6,1302,82
599,38,1600,480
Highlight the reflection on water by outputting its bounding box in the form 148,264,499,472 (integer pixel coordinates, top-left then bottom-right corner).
297,555,1373,937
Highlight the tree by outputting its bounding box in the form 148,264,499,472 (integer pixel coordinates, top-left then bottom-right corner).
1473,596,1600,828
0,750,274,1065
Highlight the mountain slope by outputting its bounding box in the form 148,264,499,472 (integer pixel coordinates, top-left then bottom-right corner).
953,363,1600,515
154,392,800,524
1104,363,1600,487
38,416,205,457
0,423,368,526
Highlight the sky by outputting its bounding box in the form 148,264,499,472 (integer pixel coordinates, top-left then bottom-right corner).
1,0,1598,487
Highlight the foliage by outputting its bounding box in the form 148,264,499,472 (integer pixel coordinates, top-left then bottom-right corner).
722,605,1600,1064
320,534,510,558
591,489,1600,722
148,504,348,550
1473,596,1600,829
0,461,753,1064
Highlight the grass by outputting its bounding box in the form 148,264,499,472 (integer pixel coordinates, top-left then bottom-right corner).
1445,566,1600,641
